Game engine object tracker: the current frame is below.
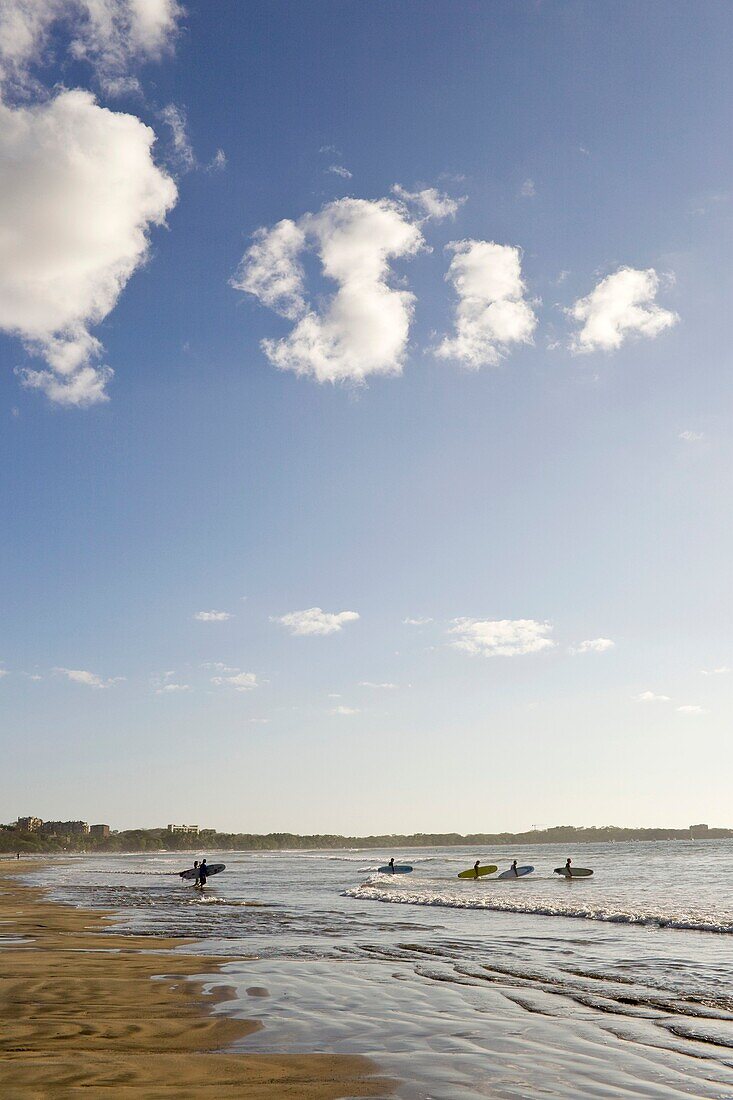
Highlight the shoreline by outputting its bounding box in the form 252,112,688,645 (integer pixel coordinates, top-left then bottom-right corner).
0,863,392,1098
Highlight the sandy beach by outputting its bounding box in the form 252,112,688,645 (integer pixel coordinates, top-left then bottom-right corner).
0,863,391,1098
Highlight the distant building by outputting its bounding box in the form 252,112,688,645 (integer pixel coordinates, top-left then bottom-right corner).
41,821,90,836
17,816,43,832
689,823,709,839
90,824,110,838
167,824,200,835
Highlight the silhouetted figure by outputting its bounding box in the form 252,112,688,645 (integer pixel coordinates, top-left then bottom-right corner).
388,857,395,874
198,859,208,888
511,860,519,877
473,860,480,879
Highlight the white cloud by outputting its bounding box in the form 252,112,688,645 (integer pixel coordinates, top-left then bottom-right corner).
701,666,731,676
391,184,465,222
570,638,615,654
194,610,232,622
359,681,397,689
157,682,190,693
519,178,536,198
435,240,537,369
249,717,270,724
55,667,123,688
569,267,678,353
449,618,554,657
637,691,671,703
331,705,359,715
0,668,8,678
231,218,306,321
403,616,433,626
679,430,703,442
159,102,195,172
206,148,227,172
677,704,708,715
211,671,259,692
327,164,352,179
0,0,181,94
0,89,176,405
234,194,426,383
274,607,360,636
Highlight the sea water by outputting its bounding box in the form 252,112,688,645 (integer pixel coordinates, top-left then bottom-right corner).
26,841,733,1099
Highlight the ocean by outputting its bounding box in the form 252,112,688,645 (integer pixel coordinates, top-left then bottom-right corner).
25,840,733,1099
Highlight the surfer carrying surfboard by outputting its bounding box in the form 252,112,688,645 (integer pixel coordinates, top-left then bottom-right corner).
473,860,480,879
565,858,572,875
388,858,395,873
197,859,208,889
511,860,519,876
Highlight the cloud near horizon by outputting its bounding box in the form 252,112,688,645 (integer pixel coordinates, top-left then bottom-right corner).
449,618,555,657
570,637,615,654
274,607,360,636
54,667,123,688
210,670,259,692
233,189,458,384
194,610,232,622
435,240,537,369
569,266,678,353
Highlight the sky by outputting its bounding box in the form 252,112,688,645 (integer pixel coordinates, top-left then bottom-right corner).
1,1,731,834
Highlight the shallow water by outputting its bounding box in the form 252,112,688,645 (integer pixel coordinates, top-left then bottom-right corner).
27,841,733,1098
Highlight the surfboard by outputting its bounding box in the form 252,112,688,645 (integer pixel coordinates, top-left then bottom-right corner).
179,863,226,881
458,865,498,879
554,866,593,878
377,864,413,874
497,865,534,879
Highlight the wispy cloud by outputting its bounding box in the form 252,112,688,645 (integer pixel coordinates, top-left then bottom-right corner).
359,681,398,689
677,704,708,715
449,618,554,657
403,616,433,626
159,103,196,172
331,705,359,715
637,691,671,703
391,185,465,222
210,671,259,692
55,667,123,689
194,610,232,622
273,607,359,637
701,666,731,676
679,430,703,442
327,165,352,179
519,178,536,198
569,638,615,654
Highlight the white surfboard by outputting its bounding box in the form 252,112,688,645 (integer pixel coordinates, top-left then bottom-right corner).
497,865,534,879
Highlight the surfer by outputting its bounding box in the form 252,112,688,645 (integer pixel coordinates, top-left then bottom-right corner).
388,857,395,874
179,860,199,884
565,857,572,877
511,860,519,877
198,859,208,888
473,860,481,879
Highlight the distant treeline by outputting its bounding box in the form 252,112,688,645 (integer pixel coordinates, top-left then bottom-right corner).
2,823,732,854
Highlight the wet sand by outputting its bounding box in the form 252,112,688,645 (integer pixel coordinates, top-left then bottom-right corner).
0,862,391,1098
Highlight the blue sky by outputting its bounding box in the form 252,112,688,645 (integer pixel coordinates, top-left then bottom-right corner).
1,1,731,832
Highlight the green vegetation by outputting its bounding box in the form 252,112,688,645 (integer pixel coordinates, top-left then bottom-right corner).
2,822,731,854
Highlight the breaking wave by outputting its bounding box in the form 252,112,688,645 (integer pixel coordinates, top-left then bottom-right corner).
343,882,733,935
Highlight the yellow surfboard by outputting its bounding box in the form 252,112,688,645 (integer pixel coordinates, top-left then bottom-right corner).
458,864,498,879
